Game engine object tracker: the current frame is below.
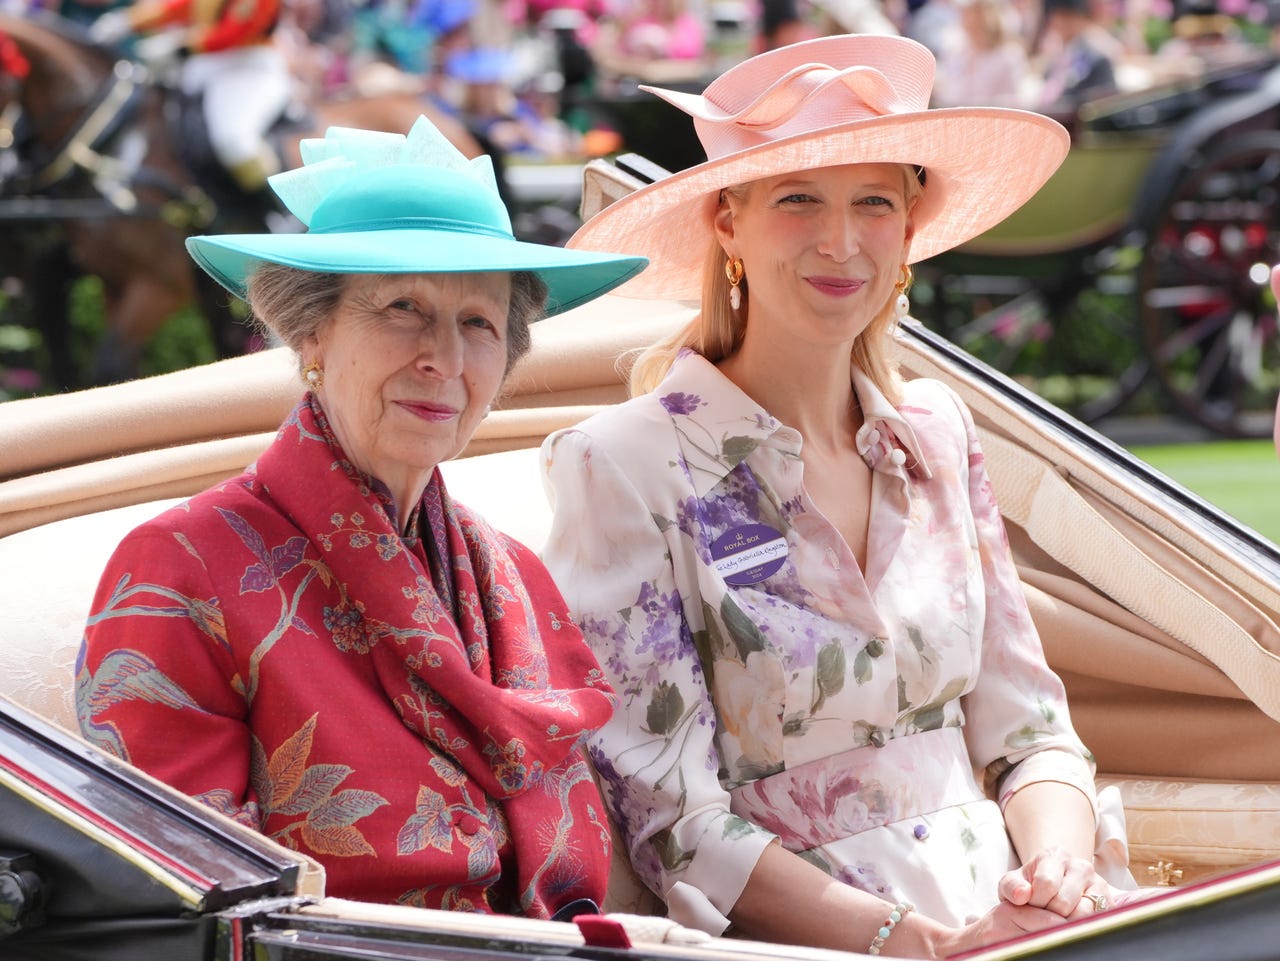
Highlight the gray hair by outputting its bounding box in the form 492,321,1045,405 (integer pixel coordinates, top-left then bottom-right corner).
244,265,543,375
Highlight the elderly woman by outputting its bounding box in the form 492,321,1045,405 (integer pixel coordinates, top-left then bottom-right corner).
76,117,645,917
541,34,1137,957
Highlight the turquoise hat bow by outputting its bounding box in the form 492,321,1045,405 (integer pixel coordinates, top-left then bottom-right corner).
187,116,647,316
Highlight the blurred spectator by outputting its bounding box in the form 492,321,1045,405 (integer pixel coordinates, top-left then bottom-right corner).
348,0,472,77
589,0,709,81
515,69,593,157
1104,0,1154,55
758,0,815,50
526,7,598,133
445,45,584,161
904,0,959,54
1035,0,1122,113
934,0,1032,106
347,0,427,75
816,0,899,36
507,0,608,41
276,0,356,99
1159,0,1259,64
615,0,706,61
705,0,753,67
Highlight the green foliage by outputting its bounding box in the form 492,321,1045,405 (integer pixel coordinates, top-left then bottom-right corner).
0,275,219,397
139,305,220,378
915,244,1161,420
1131,440,1280,544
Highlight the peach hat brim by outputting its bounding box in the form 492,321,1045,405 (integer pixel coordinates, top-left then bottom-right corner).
567,35,1069,301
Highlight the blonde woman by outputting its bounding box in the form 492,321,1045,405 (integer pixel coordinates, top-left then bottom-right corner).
934,0,1033,107
541,34,1137,958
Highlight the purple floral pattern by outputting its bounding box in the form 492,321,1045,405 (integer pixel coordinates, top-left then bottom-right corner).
659,392,705,416
541,351,1123,932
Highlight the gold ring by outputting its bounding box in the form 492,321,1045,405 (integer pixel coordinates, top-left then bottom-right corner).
1086,893,1109,912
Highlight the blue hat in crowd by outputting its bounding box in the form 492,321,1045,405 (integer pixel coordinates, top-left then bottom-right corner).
409,0,474,35
187,117,647,316
445,47,515,84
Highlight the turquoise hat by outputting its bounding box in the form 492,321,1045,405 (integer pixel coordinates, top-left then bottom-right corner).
186,117,647,316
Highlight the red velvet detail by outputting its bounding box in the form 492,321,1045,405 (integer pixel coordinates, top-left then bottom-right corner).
575,915,634,948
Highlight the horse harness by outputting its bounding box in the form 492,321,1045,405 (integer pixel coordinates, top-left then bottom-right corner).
0,49,216,230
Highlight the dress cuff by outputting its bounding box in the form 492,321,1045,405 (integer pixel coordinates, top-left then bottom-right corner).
997,748,1098,819
665,824,776,935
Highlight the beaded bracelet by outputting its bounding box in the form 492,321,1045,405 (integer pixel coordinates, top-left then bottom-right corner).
867,901,914,956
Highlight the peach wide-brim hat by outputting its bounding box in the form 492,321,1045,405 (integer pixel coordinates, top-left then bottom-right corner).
568,33,1070,301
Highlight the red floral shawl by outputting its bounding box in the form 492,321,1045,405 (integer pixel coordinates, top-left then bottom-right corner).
80,396,615,916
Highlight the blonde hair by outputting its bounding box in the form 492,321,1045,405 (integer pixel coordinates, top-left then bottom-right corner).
628,165,923,401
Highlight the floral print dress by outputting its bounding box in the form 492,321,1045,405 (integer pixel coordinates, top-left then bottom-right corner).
78,395,615,916
540,350,1130,933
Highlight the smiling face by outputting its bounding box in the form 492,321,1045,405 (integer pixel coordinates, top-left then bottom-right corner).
714,163,914,353
303,271,511,518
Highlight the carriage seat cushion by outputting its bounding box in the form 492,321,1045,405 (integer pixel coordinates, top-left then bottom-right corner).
1096,775,1280,886
0,496,186,733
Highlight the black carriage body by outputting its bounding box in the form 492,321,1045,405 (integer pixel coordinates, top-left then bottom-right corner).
0,699,306,959
4,681,1280,961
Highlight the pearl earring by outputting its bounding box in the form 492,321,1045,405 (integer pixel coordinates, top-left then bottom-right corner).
725,256,744,311
893,264,913,321
303,361,323,391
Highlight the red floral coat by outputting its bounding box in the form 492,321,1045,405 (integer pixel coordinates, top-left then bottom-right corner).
78,396,615,915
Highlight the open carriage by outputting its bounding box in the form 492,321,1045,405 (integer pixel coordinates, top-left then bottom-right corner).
1,154,1280,952
2,21,1280,960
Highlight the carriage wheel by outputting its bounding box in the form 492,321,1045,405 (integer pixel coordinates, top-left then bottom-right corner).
916,244,1147,426
1137,131,1280,438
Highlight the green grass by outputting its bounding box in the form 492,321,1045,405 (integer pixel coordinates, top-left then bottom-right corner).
1128,440,1280,545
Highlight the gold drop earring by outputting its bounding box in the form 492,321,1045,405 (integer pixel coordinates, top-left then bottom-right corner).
893,264,913,321
725,256,744,311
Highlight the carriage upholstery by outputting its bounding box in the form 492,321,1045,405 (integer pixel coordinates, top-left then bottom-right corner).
4,291,1280,905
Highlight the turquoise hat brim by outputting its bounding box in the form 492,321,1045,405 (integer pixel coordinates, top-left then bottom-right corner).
186,228,648,317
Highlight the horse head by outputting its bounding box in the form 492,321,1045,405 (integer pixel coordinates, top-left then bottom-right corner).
0,13,232,390
0,14,126,192
0,16,504,390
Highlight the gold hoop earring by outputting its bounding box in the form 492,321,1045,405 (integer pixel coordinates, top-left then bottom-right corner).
302,361,324,391
725,257,744,311
893,264,913,321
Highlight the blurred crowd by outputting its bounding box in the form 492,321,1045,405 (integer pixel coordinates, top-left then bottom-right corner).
6,0,1280,171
